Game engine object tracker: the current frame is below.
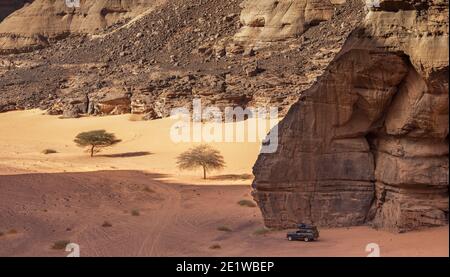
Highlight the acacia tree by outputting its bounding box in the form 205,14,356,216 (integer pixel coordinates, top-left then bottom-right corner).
176,145,225,179
74,130,121,157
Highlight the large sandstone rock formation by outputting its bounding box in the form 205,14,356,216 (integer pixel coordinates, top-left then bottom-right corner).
0,0,446,233
235,0,338,42
0,0,163,54
252,0,449,232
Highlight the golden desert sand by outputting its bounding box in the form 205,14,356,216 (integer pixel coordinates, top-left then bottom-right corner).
0,110,448,257
0,109,266,184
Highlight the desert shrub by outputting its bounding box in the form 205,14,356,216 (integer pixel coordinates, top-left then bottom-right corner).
42,149,58,154
217,226,232,232
143,187,155,193
128,114,144,121
209,244,221,250
237,199,257,208
52,240,70,250
131,210,140,216
102,221,113,227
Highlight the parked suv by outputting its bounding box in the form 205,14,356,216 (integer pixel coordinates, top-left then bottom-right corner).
286,224,319,242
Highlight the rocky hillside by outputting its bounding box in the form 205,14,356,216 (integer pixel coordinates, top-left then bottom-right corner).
252,0,449,232
0,0,359,118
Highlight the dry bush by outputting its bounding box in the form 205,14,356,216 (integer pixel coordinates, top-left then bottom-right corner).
131,210,140,216
128,114,144,121
209,244,222,250
52,240,70,250
237,199,257,208
102,221,113,227
217,226,232,232
42,149,58,154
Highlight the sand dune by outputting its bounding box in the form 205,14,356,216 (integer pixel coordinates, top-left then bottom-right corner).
0,110,448,257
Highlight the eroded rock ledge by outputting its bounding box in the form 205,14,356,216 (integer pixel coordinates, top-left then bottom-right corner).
252,0,449,232
235,0,338,42
0,0,162,54
0,0,366,119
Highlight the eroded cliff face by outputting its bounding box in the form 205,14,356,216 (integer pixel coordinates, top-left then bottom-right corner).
235,0,338,42
1,0,365,119
252,0,449,232
0,0,164,54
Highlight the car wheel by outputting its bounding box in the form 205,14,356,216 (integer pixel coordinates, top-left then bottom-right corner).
304,237,309,242
288,236,293,241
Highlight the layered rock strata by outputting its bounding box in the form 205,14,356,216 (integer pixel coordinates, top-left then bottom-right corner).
252,0,449,232
0,0,162,54
235,0,337,42
0,0,365,119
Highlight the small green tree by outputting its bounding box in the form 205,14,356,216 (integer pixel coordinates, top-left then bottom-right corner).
176,145,225,179
74,130,121,157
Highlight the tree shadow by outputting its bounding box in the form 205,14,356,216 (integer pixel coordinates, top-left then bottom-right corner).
100,151,153,158
209,173,254,181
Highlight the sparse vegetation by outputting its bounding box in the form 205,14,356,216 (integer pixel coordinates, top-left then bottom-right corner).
238,199,257,208
74,130,121,157
131,210,140,216
0,229,18,237
52,240,70,250
42,149,58,154
102,221,113,227
143,187,155,193
176,144,225,179
217,226,232,232
253,227,271,236
209,244,221,250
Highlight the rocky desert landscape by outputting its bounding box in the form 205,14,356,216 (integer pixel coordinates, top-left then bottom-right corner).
0,0,448,257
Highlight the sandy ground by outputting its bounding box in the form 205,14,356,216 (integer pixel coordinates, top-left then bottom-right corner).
0,110,448,257
0,109,266,185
